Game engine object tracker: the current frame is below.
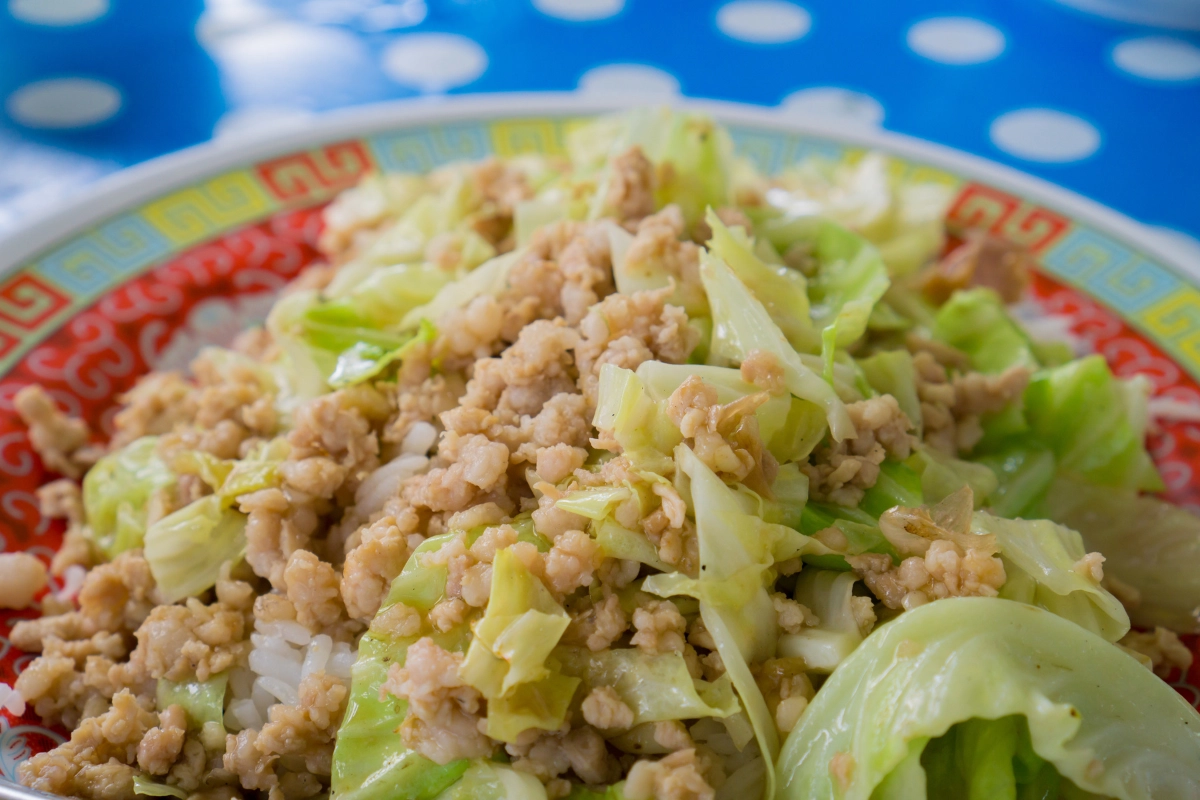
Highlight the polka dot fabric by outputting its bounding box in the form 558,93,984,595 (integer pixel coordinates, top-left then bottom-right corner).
0,0,1197,242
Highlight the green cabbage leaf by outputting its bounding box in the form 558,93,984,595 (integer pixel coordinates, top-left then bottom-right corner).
699,250,852,441
143,495,247,604
776,597,1200,800
83,436,176,558
973,512,1129,642
1039,475,1200,633
1022,356,1163,491
641,445,780,799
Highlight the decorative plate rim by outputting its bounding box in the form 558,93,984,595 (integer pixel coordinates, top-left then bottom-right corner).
0,92,1196,285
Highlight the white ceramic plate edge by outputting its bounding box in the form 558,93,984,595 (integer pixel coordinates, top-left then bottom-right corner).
0,92,1195,285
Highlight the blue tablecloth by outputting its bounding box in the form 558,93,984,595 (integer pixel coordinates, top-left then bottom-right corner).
1,0,1197,258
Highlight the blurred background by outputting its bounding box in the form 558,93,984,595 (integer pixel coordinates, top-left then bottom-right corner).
0,0,1197,257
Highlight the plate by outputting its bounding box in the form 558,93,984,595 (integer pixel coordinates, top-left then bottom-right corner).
0,94,1197,789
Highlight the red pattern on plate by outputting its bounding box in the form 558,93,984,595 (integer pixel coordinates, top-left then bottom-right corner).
0,208,1197,777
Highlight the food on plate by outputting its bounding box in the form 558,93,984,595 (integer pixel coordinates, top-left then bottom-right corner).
5,108,1199,800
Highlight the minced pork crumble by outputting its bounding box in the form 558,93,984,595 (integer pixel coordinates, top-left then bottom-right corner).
0,113,1190,800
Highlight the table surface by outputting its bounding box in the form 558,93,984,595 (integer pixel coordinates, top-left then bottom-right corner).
1,0,1198,264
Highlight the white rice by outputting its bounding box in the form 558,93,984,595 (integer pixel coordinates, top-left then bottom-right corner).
55,564,87,603
224,618,357,733
354,421,438,516
400,421,438,456
0,683,25,716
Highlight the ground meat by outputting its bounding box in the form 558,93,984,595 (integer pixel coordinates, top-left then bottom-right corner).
18,689,158,800
1073,552,1106,583
850,540,1005,611
384,642,496,767
470,158,533,246
849,496,1006,610
14,385,92,478
921,230,1031,305
565,593,628,652
132,588,252,682
110,373,198,449
740,349,786,395
581,685,635,730
403,432,510,514
38,478,84,526
283,550,345,631
390,372,463,437
254,671,348,771
624,749,719,800
1119,627,1194,678
772,593,818,635
622,206,706,313
606,146,656,223
575,287,698,406
915,351,1031,455
754,657,814,734
340,512,419,622
509,725,622,792
557,222,617,325
631,600,687,655
666,375,775,493
288,388,384,495
137,704,187,775
802,395,915,506
0,552,47,609
382,638,493,764
536,444,589,484
11,552,158,653
368,602,423,639
224,729,279,792
543,530,601,596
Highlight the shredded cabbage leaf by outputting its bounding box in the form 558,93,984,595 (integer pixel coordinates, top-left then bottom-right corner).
776,570,866,673
83,436,176,558
973,512,1129,642
143,495,247,604
432,761,548,800
332,550,472,800
704,209,816,351
1022,356,1163,492
931,288,1039,374
132,777,187,799
699,250,852,441
776,597,1200,799
459,549,578,742
641,445,781,800
555,646,740,726
1039,475,1200,632
157,673,227,750
806,220,891,348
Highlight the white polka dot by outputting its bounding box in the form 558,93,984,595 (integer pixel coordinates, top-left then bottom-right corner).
577,64,680,96
381,33,487,92
214,106,315,139
533,0,623,22
8,0,108,25
907,17,1005,65
989,108,1101,162
716,0,811,44
6,78,121,129
778,87,884,127
206,21,374,105
1113,36,1200,82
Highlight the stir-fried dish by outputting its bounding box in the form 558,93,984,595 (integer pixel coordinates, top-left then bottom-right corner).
4,109,1199,800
